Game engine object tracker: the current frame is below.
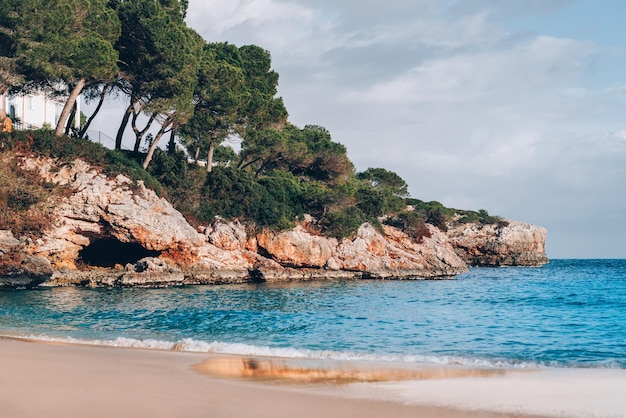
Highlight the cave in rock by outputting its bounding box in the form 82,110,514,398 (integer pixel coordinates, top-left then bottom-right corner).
78,238,161,268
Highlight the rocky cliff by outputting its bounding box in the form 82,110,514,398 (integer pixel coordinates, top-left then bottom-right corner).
446,221,549,267
0,158,547,288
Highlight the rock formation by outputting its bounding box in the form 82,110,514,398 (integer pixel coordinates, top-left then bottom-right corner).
0,157,548,288
446,221,549,267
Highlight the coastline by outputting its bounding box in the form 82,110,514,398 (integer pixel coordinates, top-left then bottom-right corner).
1,337,624,418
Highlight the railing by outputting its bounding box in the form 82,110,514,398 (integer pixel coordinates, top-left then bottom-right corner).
84,130,135,151
85,130,115,149
11,122,135,152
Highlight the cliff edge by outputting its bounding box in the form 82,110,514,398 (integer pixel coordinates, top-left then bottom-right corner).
446,221,549,267
0,158,547,288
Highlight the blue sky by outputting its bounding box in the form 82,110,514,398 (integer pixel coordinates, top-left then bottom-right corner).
92,0,626,259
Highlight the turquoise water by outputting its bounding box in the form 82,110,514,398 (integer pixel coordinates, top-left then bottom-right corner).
1,260,625,368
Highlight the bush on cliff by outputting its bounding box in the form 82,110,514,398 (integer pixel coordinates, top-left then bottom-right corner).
1,130,506,240
2,130,161,192
384,211,432,242
0,150,56,236
457,208,508,226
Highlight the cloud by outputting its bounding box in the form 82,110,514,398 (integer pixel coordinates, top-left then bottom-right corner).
446,0,575,19
186,0,313,37
80,0,626,258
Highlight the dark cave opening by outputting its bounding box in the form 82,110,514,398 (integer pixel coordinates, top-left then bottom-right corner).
78,238,161,268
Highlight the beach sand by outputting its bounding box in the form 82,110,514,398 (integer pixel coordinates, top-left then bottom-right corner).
1,337,624,418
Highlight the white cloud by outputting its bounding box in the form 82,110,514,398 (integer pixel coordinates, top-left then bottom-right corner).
83,0,626,258
186,0,313,37
612,130,626,140
343,36,595,105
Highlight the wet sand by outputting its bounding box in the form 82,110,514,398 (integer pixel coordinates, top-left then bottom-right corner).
0,337,623,418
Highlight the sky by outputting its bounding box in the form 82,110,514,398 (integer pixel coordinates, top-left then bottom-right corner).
91,0,626,259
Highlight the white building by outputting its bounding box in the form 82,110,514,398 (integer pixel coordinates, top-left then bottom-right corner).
4,92,80,131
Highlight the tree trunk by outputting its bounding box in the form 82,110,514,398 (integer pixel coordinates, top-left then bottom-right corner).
142,120,172,169
206,141,215,173
239,157,262,171
0,88,7,113
64,102,77,136
79,84,109,139
55,77,86,136
132,111,156,152
115,102,134,150
167,129,176,154
194,146,200,162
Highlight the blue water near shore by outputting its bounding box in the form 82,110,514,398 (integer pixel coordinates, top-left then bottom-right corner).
1,259,625,368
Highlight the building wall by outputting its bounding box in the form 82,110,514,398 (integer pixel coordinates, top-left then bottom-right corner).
4,92,80,131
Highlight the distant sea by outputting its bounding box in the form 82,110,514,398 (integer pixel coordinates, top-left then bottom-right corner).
1,259,624,369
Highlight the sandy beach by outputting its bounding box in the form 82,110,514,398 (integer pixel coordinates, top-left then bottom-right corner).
0,337,624,418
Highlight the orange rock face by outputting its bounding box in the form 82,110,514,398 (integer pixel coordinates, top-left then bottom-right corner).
0,157,547,288
257,226,336,268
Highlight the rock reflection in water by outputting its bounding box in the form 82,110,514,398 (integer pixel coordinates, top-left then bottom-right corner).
194,356,512,383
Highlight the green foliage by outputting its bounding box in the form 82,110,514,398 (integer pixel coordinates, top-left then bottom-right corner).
355,187,385,218
7,0,120,82
457,208,508,226
320,206,366,238
147,148,189,190
112,0,203,158
199,166,268,225
258,170,305,221
402,199,507,231
213,144,238,164
405,199,456,231
384,211,431,242
0,1,508,241
145,147,204,214
239,123,353,182
2,0,121,133
104,150,162,192
4,130,161,192
357,167,409,198
197,167,302,230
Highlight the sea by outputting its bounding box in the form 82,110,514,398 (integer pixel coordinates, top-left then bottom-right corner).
1,259,624,369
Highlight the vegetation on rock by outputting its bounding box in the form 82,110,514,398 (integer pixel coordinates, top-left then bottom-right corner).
0,0,506,240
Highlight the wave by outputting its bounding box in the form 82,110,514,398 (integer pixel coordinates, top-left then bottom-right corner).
4,332,622,370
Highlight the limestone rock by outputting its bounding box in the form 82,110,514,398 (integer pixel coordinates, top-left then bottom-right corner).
0,230,21,257
257,226,336,268
0,253,52,288
256,223,467,279
204,220,248,251
1,156,548,288
22,157,205,269
446,220,548,267
118,257,185,287
335,224,467,278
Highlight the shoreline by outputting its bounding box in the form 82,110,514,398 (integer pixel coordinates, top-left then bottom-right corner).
1,337,624,418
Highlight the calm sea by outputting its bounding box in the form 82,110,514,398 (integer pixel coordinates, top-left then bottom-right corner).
1,259,624,369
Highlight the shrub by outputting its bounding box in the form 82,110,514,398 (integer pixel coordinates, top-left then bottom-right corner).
384,211,432,242
457,209,507,226
406,199,455,231
356,186,385,218
0,152,56,237
320,206,365,238
104,150,162,193
4,130,161,193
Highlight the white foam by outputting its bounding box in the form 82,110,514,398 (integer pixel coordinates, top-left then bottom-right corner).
1,333,552,369
4,332,623,369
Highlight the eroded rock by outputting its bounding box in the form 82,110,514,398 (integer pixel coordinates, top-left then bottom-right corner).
446,221,549,267
1,157,548,288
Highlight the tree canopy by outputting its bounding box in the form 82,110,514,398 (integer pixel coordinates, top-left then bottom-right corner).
0,0,121,134
0,0,504,239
